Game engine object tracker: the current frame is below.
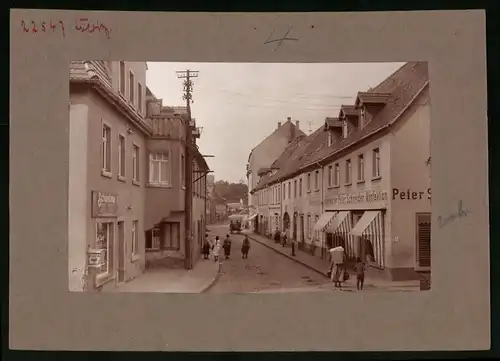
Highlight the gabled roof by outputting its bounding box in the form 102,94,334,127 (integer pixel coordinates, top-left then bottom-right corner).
325,117,343,128
70,61,153,136
249,119,306,151
251,61,429,191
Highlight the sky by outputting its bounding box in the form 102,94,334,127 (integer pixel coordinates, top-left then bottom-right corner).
146,62,405,183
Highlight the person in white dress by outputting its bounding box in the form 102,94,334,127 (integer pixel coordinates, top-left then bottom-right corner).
212,236,222,262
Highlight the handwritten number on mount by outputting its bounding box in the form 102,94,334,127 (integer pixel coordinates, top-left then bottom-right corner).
20,19,110,39
264,25,299,51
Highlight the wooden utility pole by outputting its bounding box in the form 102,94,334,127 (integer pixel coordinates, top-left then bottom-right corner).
177,69,199,270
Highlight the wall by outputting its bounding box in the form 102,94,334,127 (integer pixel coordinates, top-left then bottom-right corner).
70,89,148,290
389,92,431,273
68,104,89,292
109,61,147,118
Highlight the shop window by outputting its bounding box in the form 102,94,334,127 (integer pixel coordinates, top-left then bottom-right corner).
96,222,114,276
145,227,161,250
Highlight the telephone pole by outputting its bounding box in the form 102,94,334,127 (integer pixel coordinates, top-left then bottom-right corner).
177,69,199,270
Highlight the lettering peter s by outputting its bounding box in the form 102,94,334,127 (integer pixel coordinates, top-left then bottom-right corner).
392,188,431,200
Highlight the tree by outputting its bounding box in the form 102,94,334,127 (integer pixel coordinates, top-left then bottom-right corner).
213,180,248,204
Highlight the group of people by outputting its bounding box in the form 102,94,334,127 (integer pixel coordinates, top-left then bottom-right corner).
328,247,367,290
273,228,287,247
202,234,251,261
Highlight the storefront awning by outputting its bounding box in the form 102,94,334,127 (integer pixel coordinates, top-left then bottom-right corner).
247,214,258,221
313,212,337,231
327,211,351,232
350,211,381,236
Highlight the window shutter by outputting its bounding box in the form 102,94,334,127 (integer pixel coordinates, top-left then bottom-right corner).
417,214,431,267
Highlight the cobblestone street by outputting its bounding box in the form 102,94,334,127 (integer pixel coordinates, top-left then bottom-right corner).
205,224,332,293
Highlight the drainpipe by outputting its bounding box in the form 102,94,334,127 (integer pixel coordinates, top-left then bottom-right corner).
314,161,325,259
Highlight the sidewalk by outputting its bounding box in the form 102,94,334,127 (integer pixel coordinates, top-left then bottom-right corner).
107,258,221,293
246,231,420,292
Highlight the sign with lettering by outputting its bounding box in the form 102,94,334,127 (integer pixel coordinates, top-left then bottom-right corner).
91,191,118,217
392,188,431,201
325,190,388,206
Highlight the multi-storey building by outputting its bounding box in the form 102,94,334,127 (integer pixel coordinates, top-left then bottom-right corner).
68,61,209,291
246,118,304,216
251,62,431,281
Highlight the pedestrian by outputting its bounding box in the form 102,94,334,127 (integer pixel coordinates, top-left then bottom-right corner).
354,257,366,290
212,236,221,262
273,227,281,243
281,231,287,247
329,247,345,288
223,234,232,259
241,235,251,259
202,234,211,259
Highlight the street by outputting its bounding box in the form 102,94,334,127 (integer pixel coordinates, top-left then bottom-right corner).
205,223,332,293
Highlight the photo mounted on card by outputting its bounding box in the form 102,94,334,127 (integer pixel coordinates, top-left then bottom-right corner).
10,9,489,351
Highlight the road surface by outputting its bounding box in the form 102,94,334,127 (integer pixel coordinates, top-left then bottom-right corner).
205,223,332,293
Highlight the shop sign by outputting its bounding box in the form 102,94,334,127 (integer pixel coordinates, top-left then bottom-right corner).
392,188,431,201
325,190,388,206
91,191,118,217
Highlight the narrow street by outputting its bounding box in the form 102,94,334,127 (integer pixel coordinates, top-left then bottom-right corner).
205,223,332,293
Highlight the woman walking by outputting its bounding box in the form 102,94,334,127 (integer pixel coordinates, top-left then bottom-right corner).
241,235,251,259
212,236,221,262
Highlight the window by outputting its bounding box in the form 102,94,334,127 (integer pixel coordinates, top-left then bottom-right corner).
118,135,125,178
132,220,139,255
307,173,311,191
146,227,161,250
288,181,291,198
278,185,281,201
334,163,340,186
358,154,364,181
346,159,352,184
342,119,348,138
164,222,181,250
149,153,170,184
138,82,143,113
129,71,135,104
101,124,111,173
328,165,333,187
314,170,319,190
294,180,297,198
299,178,302,197
119,61,125,94
373,147,381,178
132,145,139,182
416,213,431,268
327,131,333,146
360,107,366,127
307,214,311,238
96,222,113,276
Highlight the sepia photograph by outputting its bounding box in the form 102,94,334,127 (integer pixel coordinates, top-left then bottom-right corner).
69,60,431,294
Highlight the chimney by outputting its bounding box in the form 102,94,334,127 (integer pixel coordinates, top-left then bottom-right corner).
295,120,300,130
287,116,292,122
277,122,282,129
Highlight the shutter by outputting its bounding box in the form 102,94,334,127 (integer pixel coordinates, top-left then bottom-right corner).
417,214,431,267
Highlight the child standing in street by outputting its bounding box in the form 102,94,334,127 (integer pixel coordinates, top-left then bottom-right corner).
354,257,366,290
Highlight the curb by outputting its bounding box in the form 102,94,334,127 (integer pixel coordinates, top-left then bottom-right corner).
247,234,329,279
200,261,223,293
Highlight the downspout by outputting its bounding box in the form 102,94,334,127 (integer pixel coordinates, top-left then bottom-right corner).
314,161,325,259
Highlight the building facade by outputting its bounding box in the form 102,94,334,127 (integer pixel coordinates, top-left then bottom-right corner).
246,118,305,211
68,61,209,292
251,62,431,281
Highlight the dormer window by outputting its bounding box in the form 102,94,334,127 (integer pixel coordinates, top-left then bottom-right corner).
360,107,365,128
327,131,333,146
342,119,348,139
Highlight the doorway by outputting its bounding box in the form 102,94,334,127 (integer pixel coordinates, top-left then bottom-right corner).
117,221,125,283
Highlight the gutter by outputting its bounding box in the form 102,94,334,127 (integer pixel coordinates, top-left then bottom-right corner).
70,78,153,136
